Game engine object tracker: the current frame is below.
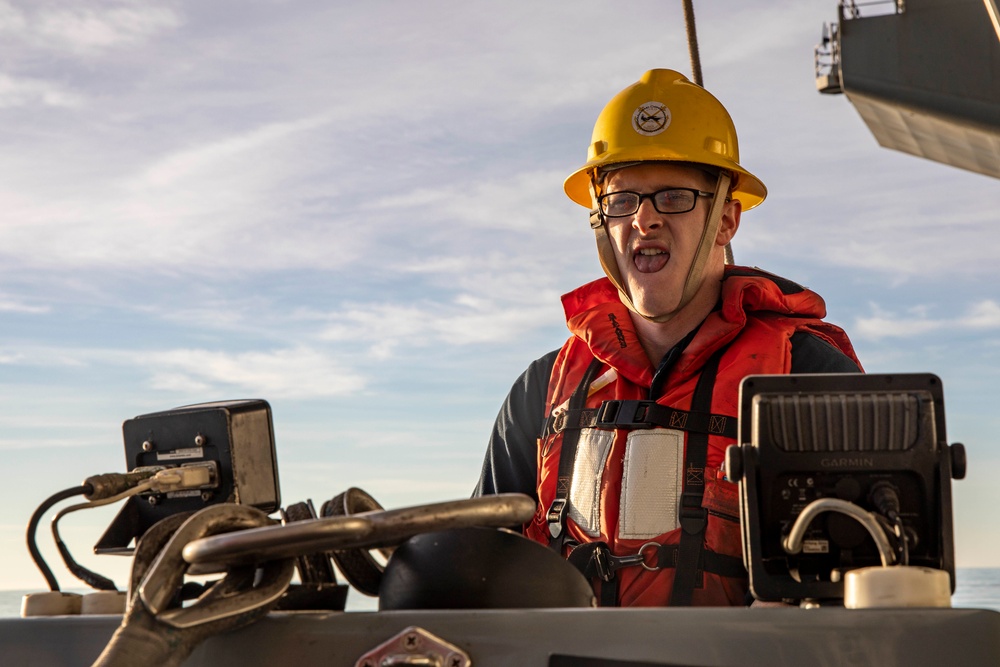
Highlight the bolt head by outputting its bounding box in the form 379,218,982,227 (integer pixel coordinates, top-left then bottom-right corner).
194,434,206,447
142,440,154,452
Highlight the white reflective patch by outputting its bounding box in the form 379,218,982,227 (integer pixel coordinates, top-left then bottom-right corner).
567,428,613,537
619,430,685,539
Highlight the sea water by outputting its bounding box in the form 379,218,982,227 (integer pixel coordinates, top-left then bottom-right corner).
2,568,999,617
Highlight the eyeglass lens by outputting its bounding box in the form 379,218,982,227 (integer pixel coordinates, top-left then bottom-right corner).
601,189,698,217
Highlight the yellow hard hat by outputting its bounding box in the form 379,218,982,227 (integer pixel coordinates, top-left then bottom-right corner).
564,69,767,211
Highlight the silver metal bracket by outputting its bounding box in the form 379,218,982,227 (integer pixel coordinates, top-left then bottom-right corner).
355,626,471,667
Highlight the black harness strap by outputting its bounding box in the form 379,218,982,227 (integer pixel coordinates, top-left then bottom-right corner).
669,347,726,606
565,539,744,608
566,542,625,607
546,357,605,550
650,542,746,579
541,401,736,439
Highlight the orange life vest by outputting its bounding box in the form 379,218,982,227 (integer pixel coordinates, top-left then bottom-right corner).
524,267,860,606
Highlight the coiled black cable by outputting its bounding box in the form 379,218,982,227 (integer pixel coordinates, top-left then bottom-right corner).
53,527,118,591
26,485,92,591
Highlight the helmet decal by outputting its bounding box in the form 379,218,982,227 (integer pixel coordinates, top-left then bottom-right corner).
632,101,671,136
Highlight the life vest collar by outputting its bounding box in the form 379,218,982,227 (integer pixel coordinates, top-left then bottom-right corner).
561,266,829,388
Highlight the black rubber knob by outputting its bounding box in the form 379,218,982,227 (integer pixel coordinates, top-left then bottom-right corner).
950,443,967,480
724,444,743,481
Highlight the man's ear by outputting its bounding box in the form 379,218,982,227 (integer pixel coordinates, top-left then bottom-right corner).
716,199,742,246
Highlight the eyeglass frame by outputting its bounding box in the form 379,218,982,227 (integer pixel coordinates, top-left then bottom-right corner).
597,188,715,218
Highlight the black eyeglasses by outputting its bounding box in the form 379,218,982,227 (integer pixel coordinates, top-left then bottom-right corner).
598,188,714,217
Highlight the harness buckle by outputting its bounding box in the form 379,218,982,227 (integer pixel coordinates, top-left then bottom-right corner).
551,411,567,434
596,400,655,429
593,545,646,582
679,496,708,536
547,499,568,538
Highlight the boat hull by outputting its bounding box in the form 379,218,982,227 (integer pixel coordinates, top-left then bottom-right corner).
3,607,999,666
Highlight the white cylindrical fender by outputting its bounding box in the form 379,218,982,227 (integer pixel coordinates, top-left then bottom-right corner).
20,591,82,617
844,566,952,609
81,591,128,615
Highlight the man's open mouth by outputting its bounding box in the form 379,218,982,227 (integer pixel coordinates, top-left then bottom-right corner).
634,247,670,273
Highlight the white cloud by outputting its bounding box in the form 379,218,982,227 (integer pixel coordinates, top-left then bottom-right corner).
134,116,332,189
0,342,367,400
0,436,96,450
963,300,1000,329
0,73,83,109
822,218,999,279
0,1,26,32
369,168,571,233
0,347,85,367
12,3,181,54
0,114,353,273
0,0,989,289
141,347,366,399
854,313,943,340
854,300,1000,340
318,295,556,359
0,295,49,313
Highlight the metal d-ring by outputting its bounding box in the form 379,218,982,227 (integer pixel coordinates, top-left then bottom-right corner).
639,541,662,572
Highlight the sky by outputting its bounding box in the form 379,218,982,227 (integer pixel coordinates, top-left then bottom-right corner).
0,0,997,596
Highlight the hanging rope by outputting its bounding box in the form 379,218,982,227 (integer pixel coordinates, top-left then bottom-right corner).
682,0,734,265
682,0,704,87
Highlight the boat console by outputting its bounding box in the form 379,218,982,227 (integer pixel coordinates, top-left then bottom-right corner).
3,374,999,666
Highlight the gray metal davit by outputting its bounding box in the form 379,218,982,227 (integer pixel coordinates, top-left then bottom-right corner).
817,0,1000,179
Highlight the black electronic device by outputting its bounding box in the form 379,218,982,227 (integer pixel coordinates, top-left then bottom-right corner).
725,373,965,602
95,399,280,554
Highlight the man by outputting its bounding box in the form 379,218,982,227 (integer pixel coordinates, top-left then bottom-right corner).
474,69,861,606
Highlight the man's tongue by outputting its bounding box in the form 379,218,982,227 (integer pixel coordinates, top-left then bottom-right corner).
634,250,669,273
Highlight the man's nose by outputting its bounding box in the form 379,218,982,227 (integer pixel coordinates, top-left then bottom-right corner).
632,198,663,233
